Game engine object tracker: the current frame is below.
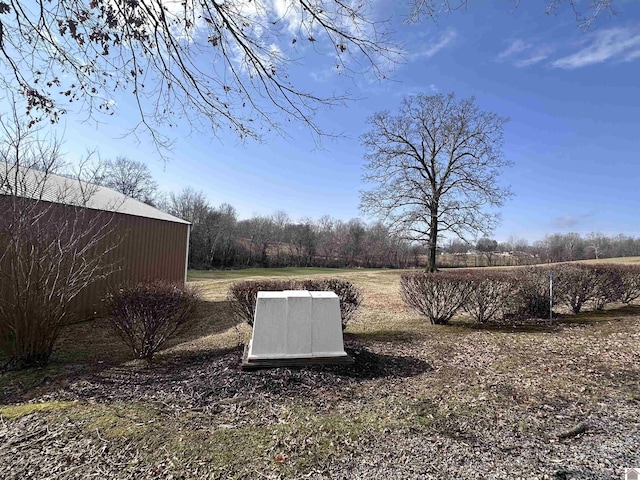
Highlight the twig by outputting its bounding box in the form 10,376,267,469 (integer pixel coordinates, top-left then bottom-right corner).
557,422,588,440
95,427,109,443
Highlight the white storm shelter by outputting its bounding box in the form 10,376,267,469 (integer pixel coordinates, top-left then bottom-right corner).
243,290,353,368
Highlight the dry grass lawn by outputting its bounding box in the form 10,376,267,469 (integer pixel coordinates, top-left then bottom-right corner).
1,262,639,479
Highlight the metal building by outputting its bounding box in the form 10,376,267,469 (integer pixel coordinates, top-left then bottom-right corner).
0,163,190,319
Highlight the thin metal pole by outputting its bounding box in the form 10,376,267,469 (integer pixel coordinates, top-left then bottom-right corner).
549,271,553,324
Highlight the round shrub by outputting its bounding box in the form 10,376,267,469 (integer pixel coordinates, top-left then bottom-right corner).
591,264,624,310
617,265,640,304
226,280,292,328
463,270,516,323
554,264,599,314
504,267,551,320
400,271,473,325
104,281,200,360
227,278,363,330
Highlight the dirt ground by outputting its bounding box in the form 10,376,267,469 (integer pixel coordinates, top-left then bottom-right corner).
1,268,639,479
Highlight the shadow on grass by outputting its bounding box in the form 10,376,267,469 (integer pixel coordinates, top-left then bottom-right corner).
0,299,244,404
160,299,244,348
335,343,433,380
572,304,640,320
345,330,426,344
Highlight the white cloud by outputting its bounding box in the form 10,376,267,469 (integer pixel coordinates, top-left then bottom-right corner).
515,46,554,68
498,39,529,59
409,29,457,60
552,25,640,69
552,213,594,229
497,38,553,68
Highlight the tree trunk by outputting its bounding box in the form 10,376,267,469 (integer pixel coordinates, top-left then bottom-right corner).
427,213,438,272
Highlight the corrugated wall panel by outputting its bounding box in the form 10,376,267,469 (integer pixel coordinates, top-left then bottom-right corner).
0,197,189,321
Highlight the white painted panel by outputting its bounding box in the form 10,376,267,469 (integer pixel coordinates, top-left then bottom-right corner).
247,290,349,361
283,290,312,355
249,292,288,357
310,291,346,356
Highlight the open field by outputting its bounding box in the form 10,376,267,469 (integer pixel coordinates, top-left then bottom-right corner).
1,263,639,479
568,256,640,266
186,267,385,281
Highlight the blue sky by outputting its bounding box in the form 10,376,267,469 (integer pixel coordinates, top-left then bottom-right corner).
44,1,640,242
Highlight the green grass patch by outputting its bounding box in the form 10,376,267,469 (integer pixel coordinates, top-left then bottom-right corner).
187,267,382,281
58,401,273,475
49,400,398,477
0,401,77,419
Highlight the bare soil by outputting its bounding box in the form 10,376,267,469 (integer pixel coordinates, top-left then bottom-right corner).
1,268,639,479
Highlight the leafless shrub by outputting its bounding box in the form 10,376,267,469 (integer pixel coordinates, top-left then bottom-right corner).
104,281,200,360
227,279,363,330
227,280,293,327
591,264,624,310
463,271,516,323
297,279,363,329
400,272,472,325
618,265,640,304
554,264,599,314
504,267,550,320
0,111,118,369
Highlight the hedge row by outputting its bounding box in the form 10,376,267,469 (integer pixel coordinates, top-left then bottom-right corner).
400,264,640,325
227,278,363,330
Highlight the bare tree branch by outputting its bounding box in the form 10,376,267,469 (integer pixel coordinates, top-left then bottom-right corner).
92,156,158,204
0,0,398,148
407,1,616,29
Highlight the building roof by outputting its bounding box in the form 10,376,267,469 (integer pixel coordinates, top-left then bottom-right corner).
0,162,190,225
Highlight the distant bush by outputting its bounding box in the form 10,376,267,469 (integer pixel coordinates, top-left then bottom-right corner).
617,265,640,304
504,267,551,320
463,271,516,323
554,264,599,314
104,281,200,360
227,278,363,330
591,264,624,310
400,271,473,325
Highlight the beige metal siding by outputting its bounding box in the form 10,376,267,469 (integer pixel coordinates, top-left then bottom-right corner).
74,211,189,318
0,197,189,321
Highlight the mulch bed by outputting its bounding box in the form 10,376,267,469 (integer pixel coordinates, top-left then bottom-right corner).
1,320,639,479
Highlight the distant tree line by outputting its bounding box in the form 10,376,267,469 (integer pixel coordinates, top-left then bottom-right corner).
157,187,423,270
531,232,640,263
75,157,422,270
443,232,640,266
87,157,640,270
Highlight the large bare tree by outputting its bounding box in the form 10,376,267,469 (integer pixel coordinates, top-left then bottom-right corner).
360,93,512,272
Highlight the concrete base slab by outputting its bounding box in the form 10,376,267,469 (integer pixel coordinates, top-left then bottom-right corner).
241,344,354,370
